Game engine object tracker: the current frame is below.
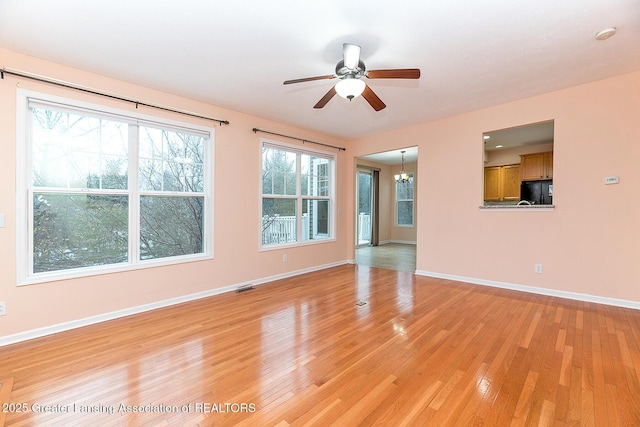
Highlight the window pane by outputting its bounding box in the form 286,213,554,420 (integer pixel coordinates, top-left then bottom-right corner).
140,196,204,260
100,155,128,190
262,147,296,195
262,198,297,245
302,199,330,241
139,159,163,191
139,126,205,192
301,155,329,197
396,175,414,226
396,178,414,200
33,193,129,273
31,107,128,190
163,161,184,192
139,126,163,159
262,171,274,195
397,201,414,226
358,172,372,214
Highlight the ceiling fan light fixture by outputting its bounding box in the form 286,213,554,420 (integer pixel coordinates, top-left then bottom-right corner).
395,150,411,183
395,172,410,182
284,42,420,110
335,77,366,100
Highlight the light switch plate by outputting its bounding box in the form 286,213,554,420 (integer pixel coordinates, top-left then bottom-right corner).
0,214,4,228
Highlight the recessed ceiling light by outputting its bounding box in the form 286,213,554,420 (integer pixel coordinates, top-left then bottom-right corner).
495,145,504,148
595,27,617,41
483,135,491,140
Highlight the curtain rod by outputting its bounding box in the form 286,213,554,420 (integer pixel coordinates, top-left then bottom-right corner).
1,67,230,126
252,128,346,151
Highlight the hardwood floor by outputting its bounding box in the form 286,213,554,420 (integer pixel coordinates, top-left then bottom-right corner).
1,264,640,426
356,243,416,272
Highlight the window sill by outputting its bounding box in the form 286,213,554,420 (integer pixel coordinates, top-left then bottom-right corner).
259,237,336,252
18,253,213,286
479,204,555,212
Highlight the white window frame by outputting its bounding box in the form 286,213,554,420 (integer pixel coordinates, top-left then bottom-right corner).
16,89,214,286
395,173,414,227
259,139,336,250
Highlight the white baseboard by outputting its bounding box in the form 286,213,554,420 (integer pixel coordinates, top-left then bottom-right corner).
0,260,350,347
415,270,640,310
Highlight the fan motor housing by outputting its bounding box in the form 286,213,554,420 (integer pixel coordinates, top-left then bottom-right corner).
335,59,366,78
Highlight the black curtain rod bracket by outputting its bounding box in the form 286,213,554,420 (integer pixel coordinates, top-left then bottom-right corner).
252,128,345,152
1,67,230,126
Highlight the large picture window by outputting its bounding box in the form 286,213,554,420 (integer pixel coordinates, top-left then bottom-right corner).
261,141,335,247
17,90,213,284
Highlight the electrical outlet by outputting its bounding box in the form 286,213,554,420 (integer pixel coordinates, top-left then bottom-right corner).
534,264,543,274
0,301,6,316
283,254,288,262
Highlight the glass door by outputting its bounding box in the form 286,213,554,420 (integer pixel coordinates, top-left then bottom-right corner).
356,169,373,246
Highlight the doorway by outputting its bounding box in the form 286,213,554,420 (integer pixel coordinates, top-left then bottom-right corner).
356,169,373,246
355,148,418,272
356,168,380,247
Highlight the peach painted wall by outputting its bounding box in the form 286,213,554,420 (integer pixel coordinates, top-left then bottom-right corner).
348,71,640,302
0,49,351,338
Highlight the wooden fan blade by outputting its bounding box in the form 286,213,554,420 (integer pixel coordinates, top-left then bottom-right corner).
313,87,337,109
283,75,335,85
366,68,421,79
362,85,386,111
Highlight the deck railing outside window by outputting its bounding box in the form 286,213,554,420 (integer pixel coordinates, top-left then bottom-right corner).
262,214,310,245
358,213,371,244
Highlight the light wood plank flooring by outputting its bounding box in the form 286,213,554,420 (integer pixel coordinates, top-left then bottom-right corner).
1,264,640,425
356,243,416,272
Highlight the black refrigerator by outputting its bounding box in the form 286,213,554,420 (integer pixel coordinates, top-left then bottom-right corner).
520,180,553,205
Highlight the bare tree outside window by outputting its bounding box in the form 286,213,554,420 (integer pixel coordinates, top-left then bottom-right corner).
28,102,210,277
31,108,130,272
139,126,205,260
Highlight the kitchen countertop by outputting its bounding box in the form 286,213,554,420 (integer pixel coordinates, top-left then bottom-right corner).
480,204,555,210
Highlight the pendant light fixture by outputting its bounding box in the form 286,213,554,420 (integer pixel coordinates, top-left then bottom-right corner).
395,150,410,183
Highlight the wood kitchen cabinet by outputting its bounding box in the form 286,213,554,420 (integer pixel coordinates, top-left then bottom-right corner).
520,151,553,180
543,152,553,178
484,164,521,201
501,165,521,200
484,167,501,201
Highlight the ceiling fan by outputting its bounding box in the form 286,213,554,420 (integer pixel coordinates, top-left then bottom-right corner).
283,43,421,111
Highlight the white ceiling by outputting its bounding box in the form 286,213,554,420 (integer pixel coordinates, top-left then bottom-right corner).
360,147,419,165
1,0,639,142
484,120,554,151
